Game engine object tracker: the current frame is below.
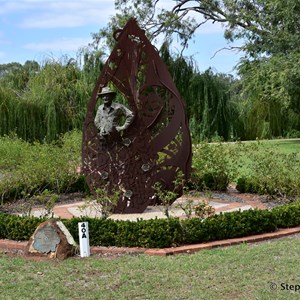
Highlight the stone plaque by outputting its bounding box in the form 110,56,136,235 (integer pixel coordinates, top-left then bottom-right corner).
26,219,77,259
32,224,60,253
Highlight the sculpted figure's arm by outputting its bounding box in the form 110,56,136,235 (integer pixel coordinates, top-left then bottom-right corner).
116,105,135,132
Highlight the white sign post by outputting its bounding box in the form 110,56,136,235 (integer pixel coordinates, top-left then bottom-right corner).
78,222,90,257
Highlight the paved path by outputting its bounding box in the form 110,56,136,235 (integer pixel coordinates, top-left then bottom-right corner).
29,190,267,220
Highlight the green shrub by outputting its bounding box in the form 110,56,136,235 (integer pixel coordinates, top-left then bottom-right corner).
0,130,83,203
1,200,299,247
63,217,118,247
285,130,300,138
236,176,260,194
272,200,300,228
190,143,238,191
1,201,300,247
0,213,45,240
235,143,300,197
183,209,277,244
67,175,90,194
64,217,183,248
132,218,183,248
236,176,247,193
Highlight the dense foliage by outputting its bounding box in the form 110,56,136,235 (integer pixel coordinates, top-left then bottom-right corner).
0,132,299,248
1,133,299,212
0,130,85,203
160,44,234,141
1,46,299,141
1,2,299,142
113,1,300,59
0,52,103,142
236,144,300,197
1,2,299,250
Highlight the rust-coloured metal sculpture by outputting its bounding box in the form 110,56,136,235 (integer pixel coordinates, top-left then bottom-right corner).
82,18,192,213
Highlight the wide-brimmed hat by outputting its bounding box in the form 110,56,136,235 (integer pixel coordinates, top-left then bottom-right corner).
98,87,116,96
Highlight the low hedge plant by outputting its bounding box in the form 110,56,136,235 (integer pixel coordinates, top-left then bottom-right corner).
0,213,46,241
0,200,299,248
64,217,183,248
272,200,300,228
182,208,277,244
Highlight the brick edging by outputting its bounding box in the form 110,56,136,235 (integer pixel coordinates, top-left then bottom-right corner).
1,226,300,257
144,226,300,256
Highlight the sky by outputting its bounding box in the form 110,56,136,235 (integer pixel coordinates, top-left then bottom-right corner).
0,0,243,75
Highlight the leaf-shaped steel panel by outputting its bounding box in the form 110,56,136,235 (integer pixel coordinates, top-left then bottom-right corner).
82,18,192,213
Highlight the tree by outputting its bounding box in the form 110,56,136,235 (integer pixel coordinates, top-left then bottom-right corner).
0,56,102,142
114,0,300,58
236,52,300,139
23,60,40,73
0,61,39,91
90,1,300,139
0,62,23,77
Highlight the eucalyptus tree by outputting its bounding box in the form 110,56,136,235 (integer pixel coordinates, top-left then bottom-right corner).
0,61,39,91
0,62,23,77
113,0,300,57
111,0,300,138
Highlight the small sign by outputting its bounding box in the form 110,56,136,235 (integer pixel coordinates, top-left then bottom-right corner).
78,222,90,257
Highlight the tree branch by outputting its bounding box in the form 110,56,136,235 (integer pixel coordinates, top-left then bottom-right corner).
210,46,244,59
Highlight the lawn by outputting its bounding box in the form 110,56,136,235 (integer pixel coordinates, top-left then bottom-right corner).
252,139,300,155
191,138,300,196
226,139,300,181
0,137,299,299
1,235,299,300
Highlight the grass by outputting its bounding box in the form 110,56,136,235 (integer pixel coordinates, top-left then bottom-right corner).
260,139,300,155
0,137,299,299
241,139,300,157
0,236,299,299
225,139,300,181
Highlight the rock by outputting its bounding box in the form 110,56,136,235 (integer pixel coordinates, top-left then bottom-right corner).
26,219,77,259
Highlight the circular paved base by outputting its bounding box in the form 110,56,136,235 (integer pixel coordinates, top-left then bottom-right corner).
28,190,268,220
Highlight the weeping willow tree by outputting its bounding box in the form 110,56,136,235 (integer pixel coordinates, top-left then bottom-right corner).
22,59,92,141
0,86,16,137
0,53,104,142
5,40,299,142
235,54,300,140
160,44,234,142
